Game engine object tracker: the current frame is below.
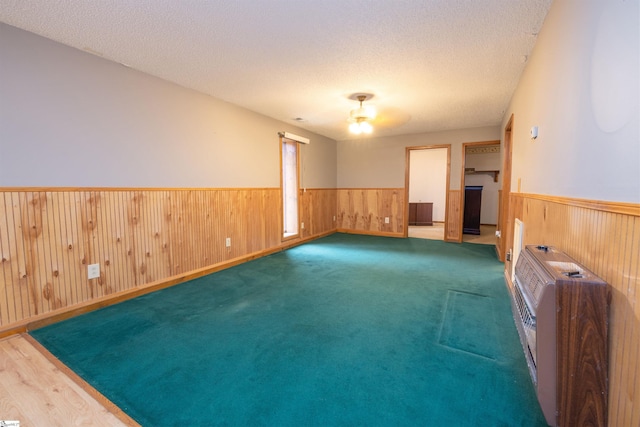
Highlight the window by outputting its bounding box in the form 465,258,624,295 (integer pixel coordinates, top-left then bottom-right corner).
281,137,299,239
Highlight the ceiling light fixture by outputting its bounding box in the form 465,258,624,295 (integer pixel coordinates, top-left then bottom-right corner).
348,94,376,134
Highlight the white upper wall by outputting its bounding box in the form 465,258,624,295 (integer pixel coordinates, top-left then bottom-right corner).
0,23,337,188
504,0,639,203
409,148,448,221
338,127,500,189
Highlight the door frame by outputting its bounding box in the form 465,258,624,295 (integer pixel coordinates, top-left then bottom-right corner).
497,115,514,261
280,136,301,241
404,144,451,239
459,140,501,244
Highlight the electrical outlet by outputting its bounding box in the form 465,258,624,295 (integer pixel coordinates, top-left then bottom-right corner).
333,215,336,221
384,217,390,224
301,222,305,229
225,237,231,247
87,263,100,279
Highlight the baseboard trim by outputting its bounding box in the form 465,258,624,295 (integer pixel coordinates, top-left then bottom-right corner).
336,229,404,238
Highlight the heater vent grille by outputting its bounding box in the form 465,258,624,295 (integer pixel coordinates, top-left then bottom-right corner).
512,279,537,370
514,251,554,315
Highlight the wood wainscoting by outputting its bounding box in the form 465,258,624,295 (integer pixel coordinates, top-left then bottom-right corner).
0,188,336,335
336,188,404,236
445,189,462,242
300,188,337,239
506,193,639,427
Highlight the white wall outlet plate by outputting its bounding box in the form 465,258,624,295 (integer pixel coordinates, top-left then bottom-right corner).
225,237,231,247
301,222,305,229
384,217,390,224
87,263,100,279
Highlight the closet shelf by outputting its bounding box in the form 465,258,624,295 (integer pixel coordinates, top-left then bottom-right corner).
465,169,499,182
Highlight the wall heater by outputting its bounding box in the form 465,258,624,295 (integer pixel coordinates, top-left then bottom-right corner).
506,245,609,427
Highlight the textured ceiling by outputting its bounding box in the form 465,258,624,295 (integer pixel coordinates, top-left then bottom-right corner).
0,0,552,141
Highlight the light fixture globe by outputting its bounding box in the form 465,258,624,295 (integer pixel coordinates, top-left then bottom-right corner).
359,121,373,134
348,94,375,134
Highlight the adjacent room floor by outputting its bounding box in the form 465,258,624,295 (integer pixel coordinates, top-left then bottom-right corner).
409,223,497,245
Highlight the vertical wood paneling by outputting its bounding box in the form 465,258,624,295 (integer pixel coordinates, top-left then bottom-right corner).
336,189,404,236
507,193,639,427
0,187,310,332
0,186,333,332
263,189,281,249
445,189,461,241
299,189,337,239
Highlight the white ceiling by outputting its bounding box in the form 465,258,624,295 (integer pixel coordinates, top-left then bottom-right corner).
0,0,553,141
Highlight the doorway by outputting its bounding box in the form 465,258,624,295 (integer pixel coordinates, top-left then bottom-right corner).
404,145,451,240
460,140,501,246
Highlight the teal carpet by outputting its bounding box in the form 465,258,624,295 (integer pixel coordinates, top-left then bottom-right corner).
31,233,546,426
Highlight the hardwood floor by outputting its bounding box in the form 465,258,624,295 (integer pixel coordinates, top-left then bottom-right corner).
0,334,137,426
462,224,497,245
408,222,446,240
409,223,497,245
